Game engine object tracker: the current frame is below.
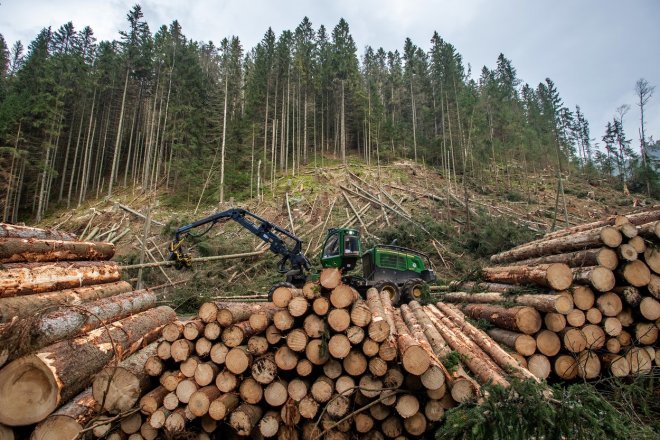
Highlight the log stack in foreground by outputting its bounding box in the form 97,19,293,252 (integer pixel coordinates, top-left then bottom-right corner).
85,267,540,439
0,223,176,439
436,209,660,381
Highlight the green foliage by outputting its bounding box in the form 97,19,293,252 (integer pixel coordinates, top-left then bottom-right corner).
463,212,536,258
436,380,658,440
441,351,463,373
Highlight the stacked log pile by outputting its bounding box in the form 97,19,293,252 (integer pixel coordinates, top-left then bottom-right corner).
82,268,538,440
436,210,660,381
0,223,176,439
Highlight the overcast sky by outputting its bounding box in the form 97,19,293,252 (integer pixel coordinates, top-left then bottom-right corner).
1,0,658,149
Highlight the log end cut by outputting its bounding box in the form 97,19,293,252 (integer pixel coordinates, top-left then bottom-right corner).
0,355,58,426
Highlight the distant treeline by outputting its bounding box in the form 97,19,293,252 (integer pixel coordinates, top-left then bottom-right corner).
0,5,656,221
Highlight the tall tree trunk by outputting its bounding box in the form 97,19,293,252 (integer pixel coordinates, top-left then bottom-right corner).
108,69,129,196
219,73,229,204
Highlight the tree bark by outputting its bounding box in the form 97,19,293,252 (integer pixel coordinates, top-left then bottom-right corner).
0,261,121,298
491,226,622,264
482,263,573,291
460,304,542,335
0,224,76,242
0,306,175,426
1,289,156,365
92,342,157,414
30,388,96,440
507,247,618,270
437,291,573,314
0,237,114,264
0,280,132,323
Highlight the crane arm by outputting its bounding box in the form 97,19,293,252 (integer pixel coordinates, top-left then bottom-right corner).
169,208,311,274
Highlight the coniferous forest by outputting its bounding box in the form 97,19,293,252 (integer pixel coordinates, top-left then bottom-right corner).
0,5,657,222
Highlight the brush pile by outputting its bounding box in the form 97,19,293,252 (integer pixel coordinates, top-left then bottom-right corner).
0,223,176,439
436,209,660,380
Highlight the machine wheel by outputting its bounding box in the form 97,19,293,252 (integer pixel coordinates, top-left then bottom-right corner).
267,281,296,302
374,281,401,306
402,278,426,303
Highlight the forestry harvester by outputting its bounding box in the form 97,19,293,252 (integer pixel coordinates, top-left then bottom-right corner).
169,208,435,304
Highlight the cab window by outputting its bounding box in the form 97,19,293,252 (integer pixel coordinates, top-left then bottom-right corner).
344,235,360,255
323,234,340,258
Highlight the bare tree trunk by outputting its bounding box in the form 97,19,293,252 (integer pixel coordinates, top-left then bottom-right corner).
219,73,229,204
108,69,129,196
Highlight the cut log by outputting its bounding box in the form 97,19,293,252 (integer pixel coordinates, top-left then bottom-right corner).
215,370,238,393
391,308,430,375
626,347,653,375
170,339,193,362
491,225,622,264
209,393,240,421
139,386,168,415
323,359,343,379
287,378,309,402
230,404,263,436
425,305,510,387
165,407,189,433
0,306,174,426
577,351,601,379
620,260,651,287
601,354,630,377
544,312,566,332
0,224,77,241
535,330,561,356
1,289,157,364
618,244,638,262
648,275,660,299
572,266,615,292
312,297,330,316
288,296,309,318
330,284,358,309
320,268,342,289
222,320,257,348
639,297,660,321
195,361,219,386
596,292,623,317
434,303,537,382
404,412,427,436
175,378,198,404
508,247,618,270
328,334,351,359
305,339,329,366
482,263,573,291
217,302,280,327
299,395,319,419
273,309,295,331
183,320,204,340
362,338,380,357
437,291,573,314
0,237,114,264
204,321,222,341
566,309,586,327
31,388,96,440
399,304,447,390
644,247,660,274
585,308,602,324
275,346,299,370
366,288,390,342
272,287,304,308
527,354,551,380
572,285,595,311
554,355,578,380
461,304,541,335
303,314,325,338
629,236,646,254
342,350,368,376
486,328,536,356
260,411,281,437
119,412,141,434
635,322,658,345
638,220,660,240
195,337,212,357
0,280,132,324
350,299,372,327
240,377,264,404
286,328,309,353
265,325,282,345
92,341,157,414
160,371,185,391
605,337,621,353
0,261,121,297
612,286,642,307
226,346,253,374
561,327,587,353
252,354,278,385
302,281,320,299
327,308,351,332
582,324,606,350
264,380,288,407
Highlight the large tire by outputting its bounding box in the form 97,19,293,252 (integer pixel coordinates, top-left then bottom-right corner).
402,278,425,304
267,282,295,302
374,281,401,306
